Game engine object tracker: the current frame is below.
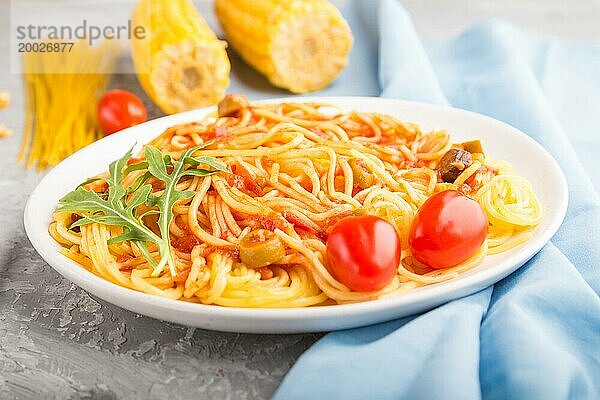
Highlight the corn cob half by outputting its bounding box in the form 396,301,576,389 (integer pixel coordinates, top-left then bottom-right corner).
132,0,230,114
215,0,353,93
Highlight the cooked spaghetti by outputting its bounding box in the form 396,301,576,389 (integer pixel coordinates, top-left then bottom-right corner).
49,95,542,307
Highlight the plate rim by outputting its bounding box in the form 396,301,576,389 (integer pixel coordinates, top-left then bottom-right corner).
23,96,569,332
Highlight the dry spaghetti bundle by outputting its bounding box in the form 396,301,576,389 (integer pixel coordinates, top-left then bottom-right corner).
49,95,542,307
19,41,118,169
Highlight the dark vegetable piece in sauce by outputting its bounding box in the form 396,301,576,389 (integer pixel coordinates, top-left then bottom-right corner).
70,213,83,233
218,94,249,117
438,148,473,183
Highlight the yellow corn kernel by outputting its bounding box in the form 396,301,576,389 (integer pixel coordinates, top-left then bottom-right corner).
0,91,9,109
0,124,12,138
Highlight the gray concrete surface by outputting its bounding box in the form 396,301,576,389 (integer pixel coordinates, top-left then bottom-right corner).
1,0,599,399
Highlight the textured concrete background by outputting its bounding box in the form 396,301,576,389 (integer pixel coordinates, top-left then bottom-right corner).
1,1,599,399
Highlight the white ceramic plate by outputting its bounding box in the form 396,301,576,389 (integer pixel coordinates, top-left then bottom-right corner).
24,97,568,333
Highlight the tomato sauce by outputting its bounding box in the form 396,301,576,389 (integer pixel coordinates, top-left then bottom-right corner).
126,157,144,166
261,157,275,170
257,266,274,280
204,246,240,260
322,210,353,235
229,164,262,196
298,176,313,192
174,268,190,284
255,215,288,231
201,126,229,141
116,254,133,263
171,234,201,253
399,160,426,169
463,165,498,193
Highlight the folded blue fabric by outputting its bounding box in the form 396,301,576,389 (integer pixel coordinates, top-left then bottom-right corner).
270,1,600,398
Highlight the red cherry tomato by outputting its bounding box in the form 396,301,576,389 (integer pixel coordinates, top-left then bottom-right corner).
98,89,147,135
409,190,487,269
326,215,401,292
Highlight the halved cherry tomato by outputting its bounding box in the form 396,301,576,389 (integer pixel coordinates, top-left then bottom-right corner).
98,89,147,135
326,215,401,292
409,190,487,269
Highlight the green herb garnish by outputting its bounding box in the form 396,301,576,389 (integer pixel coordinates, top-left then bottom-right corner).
58,144,228,277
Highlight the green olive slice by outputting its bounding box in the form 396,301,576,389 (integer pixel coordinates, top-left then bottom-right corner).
239,229,286,268
349,158,374,189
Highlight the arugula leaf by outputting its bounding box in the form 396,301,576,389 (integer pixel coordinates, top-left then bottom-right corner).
127,171,152,194
144,144,228,277
58,150,161,262
57,144,228,278
123,160,149,175
105,149,130,207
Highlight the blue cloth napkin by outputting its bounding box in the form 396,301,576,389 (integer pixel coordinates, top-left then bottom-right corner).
267,1,600,398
